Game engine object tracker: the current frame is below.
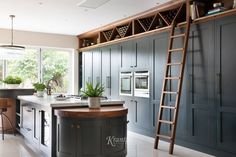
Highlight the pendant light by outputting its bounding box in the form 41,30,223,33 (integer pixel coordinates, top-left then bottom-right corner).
0,15,25,50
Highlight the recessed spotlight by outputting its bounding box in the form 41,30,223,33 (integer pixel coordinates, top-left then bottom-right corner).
38,2,43,5
123,14,127,18
84,9,88,12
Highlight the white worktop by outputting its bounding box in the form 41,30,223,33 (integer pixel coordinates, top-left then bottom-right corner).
17,95,125,108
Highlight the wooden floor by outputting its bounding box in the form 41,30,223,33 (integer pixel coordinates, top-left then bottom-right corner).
0,132,215,157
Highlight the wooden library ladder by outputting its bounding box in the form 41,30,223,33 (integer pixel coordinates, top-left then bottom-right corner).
154,0,191,154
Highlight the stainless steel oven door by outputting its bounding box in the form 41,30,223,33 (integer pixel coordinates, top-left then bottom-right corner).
120,72,133,96
134,71,149,98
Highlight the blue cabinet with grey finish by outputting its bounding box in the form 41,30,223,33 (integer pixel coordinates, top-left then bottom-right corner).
215,15,236,154
82,51,93,86
56,117,127,157
185,21,216,146
92,49,102,85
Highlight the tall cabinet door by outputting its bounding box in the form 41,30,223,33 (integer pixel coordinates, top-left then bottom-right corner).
215,15,236,154
110,45,120,99
120,41,134,69
134,37,152,69
83,51,93,87
186,22,215,146
92,49,102,85
152,33,168,134
101,47,111,97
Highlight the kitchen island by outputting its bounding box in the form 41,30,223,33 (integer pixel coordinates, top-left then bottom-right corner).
17,95,125,157
55,106,128,157
0,88,34,132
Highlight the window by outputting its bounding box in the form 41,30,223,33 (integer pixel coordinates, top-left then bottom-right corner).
1,47,73,94
0,61,3,81
41,49,71,93
6,48,38,87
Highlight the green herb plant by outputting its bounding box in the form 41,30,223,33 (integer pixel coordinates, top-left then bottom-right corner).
33,82,46,91
1,76,22,84
81,82,105,97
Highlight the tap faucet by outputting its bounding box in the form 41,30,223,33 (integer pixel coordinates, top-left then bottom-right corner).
46,78,58,95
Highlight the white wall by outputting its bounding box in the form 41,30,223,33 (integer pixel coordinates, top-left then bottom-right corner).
0,28,78,49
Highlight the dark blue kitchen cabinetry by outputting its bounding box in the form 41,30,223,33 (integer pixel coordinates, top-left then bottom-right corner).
82,51,93,86
185,22,216,147
80,14,236,157
120,37,152,70
101,45,120,99
56,117,127,157
120,41,134,69
92,49,102,85
215,15,236,154
110,45,121,99
101,46,111,97
151,33,168,135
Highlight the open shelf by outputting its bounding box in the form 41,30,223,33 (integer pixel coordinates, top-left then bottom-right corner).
78,0,236,51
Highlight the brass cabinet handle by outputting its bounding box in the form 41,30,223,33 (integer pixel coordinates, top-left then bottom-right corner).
77,125,80,129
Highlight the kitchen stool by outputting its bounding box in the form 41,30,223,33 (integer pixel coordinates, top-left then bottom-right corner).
0,98,15,140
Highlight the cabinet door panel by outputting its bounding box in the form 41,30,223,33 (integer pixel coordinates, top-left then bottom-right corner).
123,98,136,126
120,41,134,69
111,45,120,99
57,118,76,157
103,117,127,154
22,106,33,139
32,108,40,144
153,33,168,101
136,99,151,130
135,37,151,69
83,51,93,86
78,121,103,156
187,22,215,146
101,47,111,97
92,49,102,85
216,16,236,153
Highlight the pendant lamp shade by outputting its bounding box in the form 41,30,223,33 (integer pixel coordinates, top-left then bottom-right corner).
0,15,25,59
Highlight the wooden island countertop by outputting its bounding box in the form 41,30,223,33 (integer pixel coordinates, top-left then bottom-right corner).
54,106,128,118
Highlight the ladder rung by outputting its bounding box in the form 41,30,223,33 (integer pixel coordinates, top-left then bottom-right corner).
167,62,182,66
156,134,172,140
161,105,176,109
159,120,174,125
169,48,184,52
165,77,181,80
163,91,178,94
171,34,185,38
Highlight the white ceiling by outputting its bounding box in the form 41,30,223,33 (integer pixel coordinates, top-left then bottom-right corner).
0,0,169,35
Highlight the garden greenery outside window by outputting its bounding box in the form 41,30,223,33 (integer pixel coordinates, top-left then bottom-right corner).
0,47,73,94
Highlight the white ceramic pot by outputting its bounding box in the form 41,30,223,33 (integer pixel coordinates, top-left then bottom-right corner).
88,97,101,109
36,91,44,97
6,84,20,89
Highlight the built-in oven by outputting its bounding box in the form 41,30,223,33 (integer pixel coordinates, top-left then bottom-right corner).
120,72,133,96
134,71,149,98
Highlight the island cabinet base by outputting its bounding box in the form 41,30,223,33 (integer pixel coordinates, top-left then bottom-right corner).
55,107,128,157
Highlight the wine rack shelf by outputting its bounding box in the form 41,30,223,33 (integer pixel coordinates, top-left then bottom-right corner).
78,0,236,51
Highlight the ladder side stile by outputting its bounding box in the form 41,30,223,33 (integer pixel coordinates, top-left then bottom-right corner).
169,0,191,154
154,0,191,154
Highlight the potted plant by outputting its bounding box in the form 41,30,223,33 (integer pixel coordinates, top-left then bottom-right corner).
33,82,46,97
1,76,22,88
81,82,105,109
